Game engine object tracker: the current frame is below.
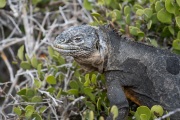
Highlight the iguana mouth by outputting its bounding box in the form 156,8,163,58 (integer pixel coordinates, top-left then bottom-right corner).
53,44,81,56
53,44,80,50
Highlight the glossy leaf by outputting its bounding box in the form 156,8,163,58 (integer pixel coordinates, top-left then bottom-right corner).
13,107,22,116
17,45,24,61
39,106,47,113
83,0,92,10
144,8,153,18
32,113,42,120
20,61,31,69
177,0,180,7
31,55,38,68
110,105,118,120
155,1,163,12
124,6,131,15
69,80,79,89
89,111,94,120
46,75,56,84
151,105,164,117
135,106,151,120
85,101,95,111
26,89,35,98
157,8,172,23
0,0,6,8
165,0,175,14
175,16,180,28
25,109,34,119
173,39,180,50
136,9,144,16
177,31,180,39
67,89,78,96
32,96,42,102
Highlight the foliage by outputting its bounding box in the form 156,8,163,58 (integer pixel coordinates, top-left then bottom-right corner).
1,0,178,120
14,46,110,119
84,0,180,54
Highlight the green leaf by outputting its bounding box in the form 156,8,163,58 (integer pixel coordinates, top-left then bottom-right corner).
32,96,42,102
155,1,163,12
39,106,47,113
144,8,153,18
157,8,172,23
89,111,94,120
124,6,131,15
113,9,121,20
168,26,174,35
85,101,95,111
25,109,34,119
48,46,54,58
136,9,144,16
32,113,42,120
91,12,101,18
67,89,78,96
150,39,158,47
129,26,140,36
135,106,151,120
47,87,56,93
0,0,6,8
25,54,31,63
97,98,101,110
177,0,180,7
13,107,22,116
110,105,118,120
17,88,26,95
20,61,31,69
26,89,35,98
84,87,95,101
34,79,41,89
69,81,79,89
175,16,180,28
91,74,97,85
17,45,24,61
140,114,148,120
84,74,91,86
165,0,175,14
177,31,180,39
31,55,38,68
46,75,56,85
173,39,180,50
147,20,152,29
125,14,130,25
83,0,92,10
25,105,34,111
105,0,111,6
151,105,164,117
32,0,41,5
56,88,62,98
25,106,35,118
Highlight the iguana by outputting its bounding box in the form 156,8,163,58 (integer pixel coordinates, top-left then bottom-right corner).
53,25,180,120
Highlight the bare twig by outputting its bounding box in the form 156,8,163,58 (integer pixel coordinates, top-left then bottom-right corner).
155,108,180,120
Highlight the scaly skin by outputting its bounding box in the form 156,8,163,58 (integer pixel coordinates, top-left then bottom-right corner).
53,25,180,120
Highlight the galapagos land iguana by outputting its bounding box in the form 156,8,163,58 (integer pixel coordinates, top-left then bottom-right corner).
53,25,180,120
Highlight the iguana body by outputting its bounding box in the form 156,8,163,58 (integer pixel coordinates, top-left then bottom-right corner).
53,25,180,120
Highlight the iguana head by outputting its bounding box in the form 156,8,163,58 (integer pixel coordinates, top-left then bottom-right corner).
53,25,109,72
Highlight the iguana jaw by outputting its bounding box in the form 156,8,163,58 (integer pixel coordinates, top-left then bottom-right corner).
53,44,81,56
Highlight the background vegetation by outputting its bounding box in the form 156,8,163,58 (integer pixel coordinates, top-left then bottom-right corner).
0,0,179,120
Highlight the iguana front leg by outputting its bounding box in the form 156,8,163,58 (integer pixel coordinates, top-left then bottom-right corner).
105,71,129,120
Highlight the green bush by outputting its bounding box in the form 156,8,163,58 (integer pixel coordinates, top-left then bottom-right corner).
84,0,180,54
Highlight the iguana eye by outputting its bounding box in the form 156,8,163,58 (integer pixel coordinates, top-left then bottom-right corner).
96,41,99,50
73,36,83,43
